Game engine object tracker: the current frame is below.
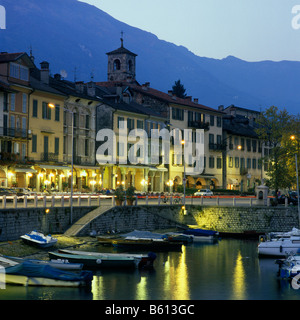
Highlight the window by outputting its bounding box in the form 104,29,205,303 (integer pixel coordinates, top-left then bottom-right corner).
42,102,51,120
22,94,27,113
85,114,89,128
22,117,26,137
32,100,38,117
209,156,215,168
252,140,257,152
55,105,60,121
228,157,233,168
240,138,245,150
32,135,37,152
9,63,29,81
210,115,214,126
21,143,26,160
247,158,251,169
113,59,121,71
172,107,184,121
217,157,222,169
137,120,144,129
54,137,59,155
3,93,8,111
127,118,135,131
240,158,245,169
85,139,89,156
188,111,193,122
10,93,15,111
252,158,257,169
117,142,124,157
217,116,222,127
235,157,239,168
117,116,125,129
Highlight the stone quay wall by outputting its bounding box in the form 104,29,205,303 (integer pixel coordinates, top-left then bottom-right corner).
0,205,298,241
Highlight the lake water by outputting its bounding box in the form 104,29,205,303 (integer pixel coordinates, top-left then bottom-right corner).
0,238,300,301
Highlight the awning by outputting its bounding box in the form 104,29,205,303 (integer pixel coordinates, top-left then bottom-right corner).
39,165,70,170
14,168,37,173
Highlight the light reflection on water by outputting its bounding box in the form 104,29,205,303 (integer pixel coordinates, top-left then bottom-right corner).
1,239,300,300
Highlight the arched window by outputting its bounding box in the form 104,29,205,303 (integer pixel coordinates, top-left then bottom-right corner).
113,59,120,71
128,60,133,72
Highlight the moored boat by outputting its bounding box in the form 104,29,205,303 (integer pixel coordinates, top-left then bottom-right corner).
58,249,156,269
1,255,83,271
258,234,300,257
48,251,145,269
4,261,93,287
20,231,57,248
111,238,182,251
276,253,300,278
182,228,219,242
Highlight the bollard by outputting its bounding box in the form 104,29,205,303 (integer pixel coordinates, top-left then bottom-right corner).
13,195,17,208
61,195,64,207
146,195,148,205
43,195,47,207
158,195,161,205
267,198,270,207
98,195,101,206
201,196,203,205
78,196,81,207
233,198,236,206
112,196,115,206
170,196,172,205
34,195,38,207
216,197,219,206
2,195,6,209
249,198,252,207
23,195,28,208
51,195,55,207
88,196,91,206
285,197,288,207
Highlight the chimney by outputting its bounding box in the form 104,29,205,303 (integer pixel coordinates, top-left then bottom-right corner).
40,61,49,84
168,90,173,96
87,81,95,97
185,96,192,101
194,98,198,104
75,81,84,93
218,105,224,111
54,73,61,81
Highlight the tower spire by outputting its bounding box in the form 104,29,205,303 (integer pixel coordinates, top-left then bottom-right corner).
120,31,124,48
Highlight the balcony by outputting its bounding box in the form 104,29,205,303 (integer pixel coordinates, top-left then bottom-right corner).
209,143,226,151
0,127,27,139
41,153,58,162
188,121,210,131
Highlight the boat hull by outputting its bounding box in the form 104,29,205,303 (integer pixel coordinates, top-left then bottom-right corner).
112,239,182,251
48,252,141,269
258,242,300,257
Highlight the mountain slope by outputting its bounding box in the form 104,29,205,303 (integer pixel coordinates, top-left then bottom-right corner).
0,0,299,113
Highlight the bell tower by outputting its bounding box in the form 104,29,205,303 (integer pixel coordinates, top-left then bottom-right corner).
106,33,137,82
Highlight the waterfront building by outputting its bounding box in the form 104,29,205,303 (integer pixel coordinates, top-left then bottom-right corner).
0,52,35,188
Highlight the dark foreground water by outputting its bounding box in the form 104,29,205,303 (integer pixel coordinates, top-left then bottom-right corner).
0,238,300,301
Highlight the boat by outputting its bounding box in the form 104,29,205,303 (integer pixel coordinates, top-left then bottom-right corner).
276,253,300,278
111,238,182,251
165,233,194,244
182,228,219,242
3,261,93,287
48,251,148,269
20,231,57,248
58,249,156,269
1,255,83,271
258,234,300,257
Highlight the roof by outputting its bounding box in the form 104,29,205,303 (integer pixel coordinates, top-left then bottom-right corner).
106,46,137,57
0,52,35,68
30,75,67,97
96,81,223,115
222,115,259,138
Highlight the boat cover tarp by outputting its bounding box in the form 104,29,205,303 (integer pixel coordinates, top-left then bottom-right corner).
183,228,217,236
5,261,92,282
122,230,165,239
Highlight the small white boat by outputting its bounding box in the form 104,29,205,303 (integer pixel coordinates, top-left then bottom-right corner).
258,232,300,257
20,231,57,248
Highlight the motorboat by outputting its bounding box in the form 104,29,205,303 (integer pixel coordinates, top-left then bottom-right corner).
20,231,57,248
3,261,92,287
276,252,300,278
182,228,219,242
57,249,156,269
258,229,300,257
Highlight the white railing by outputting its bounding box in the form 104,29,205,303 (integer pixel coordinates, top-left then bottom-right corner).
0,194,288,209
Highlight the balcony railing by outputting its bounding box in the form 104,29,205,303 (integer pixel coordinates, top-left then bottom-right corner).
188,121,210,131
41,153,58,162
0,127,27,138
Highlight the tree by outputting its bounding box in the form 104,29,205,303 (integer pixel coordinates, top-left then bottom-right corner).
255,106,292,196
172,79,187,98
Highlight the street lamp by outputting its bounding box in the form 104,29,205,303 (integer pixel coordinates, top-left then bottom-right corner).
181,139,186,208
290,135,300,225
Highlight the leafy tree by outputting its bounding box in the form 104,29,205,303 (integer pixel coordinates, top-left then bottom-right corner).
172,79,187,98
255,106,292,196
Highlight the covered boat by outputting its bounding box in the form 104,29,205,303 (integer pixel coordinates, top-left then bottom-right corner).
48,251,145,269
182,228,219,242
58,249,156,269
276,253,300,278
1,255,83,271
111,238,182,251
20,231,57,248
4,261,93,287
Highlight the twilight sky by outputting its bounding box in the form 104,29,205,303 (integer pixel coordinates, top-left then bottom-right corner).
80,0,300,62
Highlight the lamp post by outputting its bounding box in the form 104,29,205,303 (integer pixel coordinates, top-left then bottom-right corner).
290,135,300,225
181,139,186,208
